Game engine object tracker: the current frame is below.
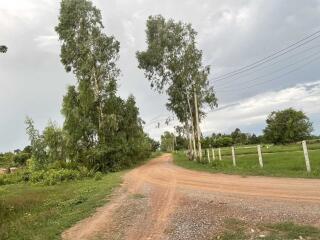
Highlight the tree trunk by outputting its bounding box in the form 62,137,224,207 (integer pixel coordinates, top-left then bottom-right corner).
185,123,193,160
93,66,103,143
193,87,202,161
186,92,197,160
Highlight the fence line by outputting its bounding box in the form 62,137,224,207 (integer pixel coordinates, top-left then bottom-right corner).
231,146,236,166
211,148,215,161
257,145,263,168
302,140,311,172
185,140,315,173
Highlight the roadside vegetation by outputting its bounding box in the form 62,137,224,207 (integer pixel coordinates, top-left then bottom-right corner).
173,142,320,178
215,218,320,240
0,1,161,239
0,151,160,240
0,0,160,186
165,107,320,178
0,172,122,240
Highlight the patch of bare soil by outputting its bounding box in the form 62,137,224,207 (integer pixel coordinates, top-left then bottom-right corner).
62,154,320,240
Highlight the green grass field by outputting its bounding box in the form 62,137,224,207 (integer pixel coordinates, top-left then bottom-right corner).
0,172,122,240
174,143,320,178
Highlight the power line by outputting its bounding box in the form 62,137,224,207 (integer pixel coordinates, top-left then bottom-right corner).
143,114,176,129
216,50,320,90
210,29,320,82
212,34,320,82
206,86,320,114
218,54,320,93
214,44,320,87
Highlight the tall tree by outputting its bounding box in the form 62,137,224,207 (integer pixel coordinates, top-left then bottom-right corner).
25,117,47,169
263,108,313,144
55,0,120,164
55,0,151,171
160,131,175,152
55,0,120,145
137,15,217,161
231,128,248,145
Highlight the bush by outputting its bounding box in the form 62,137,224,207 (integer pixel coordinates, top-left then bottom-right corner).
0,172,24,185
42,169,81,185
12,153,31,166
94,172,103,181
30,170,45,183
78,166,95,178
0,163,106,186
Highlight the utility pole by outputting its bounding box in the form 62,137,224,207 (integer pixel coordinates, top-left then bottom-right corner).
193,87,202,161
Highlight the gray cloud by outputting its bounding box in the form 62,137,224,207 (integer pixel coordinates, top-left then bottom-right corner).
0,0,320,151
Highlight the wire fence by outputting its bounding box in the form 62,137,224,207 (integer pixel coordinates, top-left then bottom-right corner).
186,140,320,173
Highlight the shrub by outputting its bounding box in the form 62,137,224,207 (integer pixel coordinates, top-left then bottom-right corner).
26,158,37,171
0,165,103,186
43,169,81,185
94,172,103,181
78,166,95,178
0,172,24,185
12,153,31,166
0,175,5,185
30,170,45,183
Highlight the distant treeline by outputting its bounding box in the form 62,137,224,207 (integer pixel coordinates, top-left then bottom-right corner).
160,108,318,151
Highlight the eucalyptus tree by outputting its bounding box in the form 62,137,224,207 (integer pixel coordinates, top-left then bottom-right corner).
55,0,151,170
137,15,217,161
160,131,175,152
55,0,120,145
55,0,120,163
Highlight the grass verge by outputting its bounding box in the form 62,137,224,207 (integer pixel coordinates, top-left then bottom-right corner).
0,151,162,240
0,172,122,240
215,218,320,240
173,151,320,178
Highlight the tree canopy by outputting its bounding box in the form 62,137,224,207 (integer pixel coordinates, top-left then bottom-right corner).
160,131,175,152
263,108,313,144
0,45,7,53
23,0,153,172
137,15,217,160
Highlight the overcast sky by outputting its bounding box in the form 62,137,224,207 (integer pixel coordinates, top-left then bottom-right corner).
1,0,320,152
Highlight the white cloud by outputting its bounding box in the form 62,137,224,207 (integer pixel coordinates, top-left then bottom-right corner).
143,81,320,140
202,80,320,134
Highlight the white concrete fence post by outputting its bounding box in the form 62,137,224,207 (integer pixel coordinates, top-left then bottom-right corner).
257,145,263,168
207,149,210,163
231,146,236,167
211,148,215,161
302,140,311,173
218,148,222,161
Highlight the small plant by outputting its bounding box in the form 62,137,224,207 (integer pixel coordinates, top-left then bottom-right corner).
132,193,145,199
94,172,103,181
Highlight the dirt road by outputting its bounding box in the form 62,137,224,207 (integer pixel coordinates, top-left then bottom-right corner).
63,154,320,240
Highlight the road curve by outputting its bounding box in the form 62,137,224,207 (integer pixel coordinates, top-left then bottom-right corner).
63,153,320,240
